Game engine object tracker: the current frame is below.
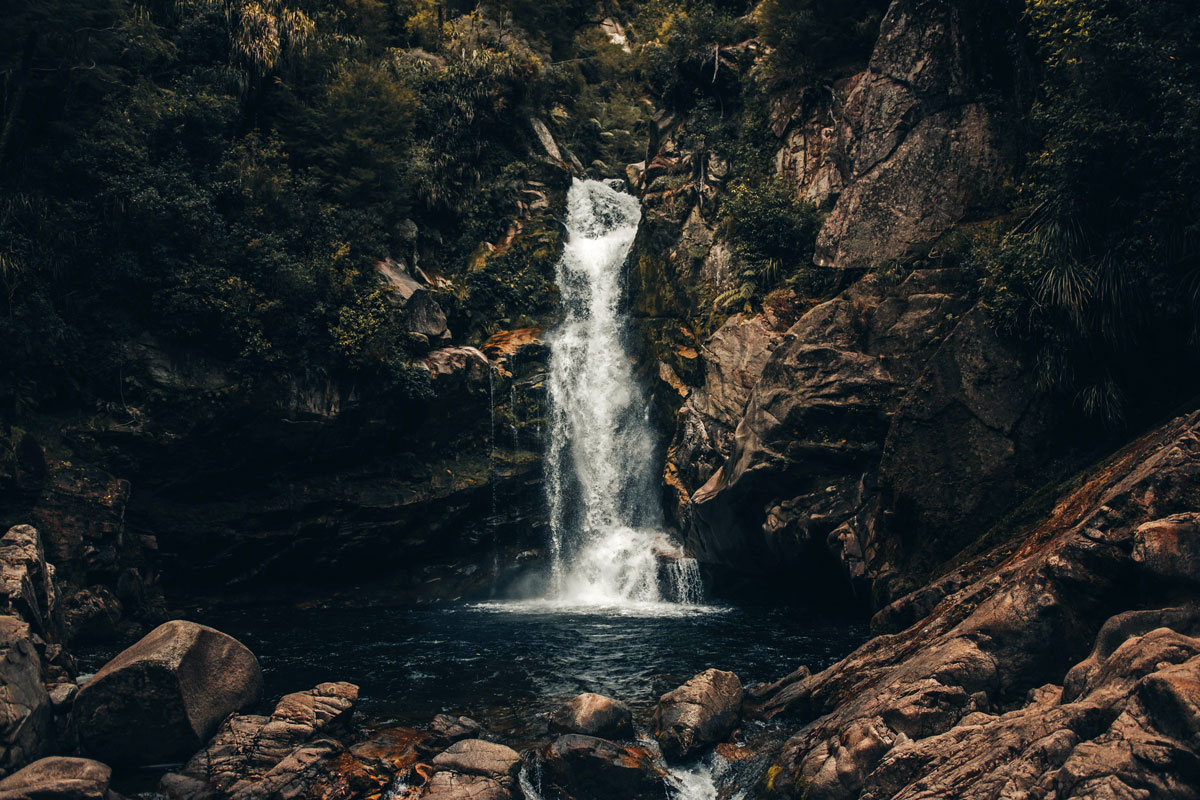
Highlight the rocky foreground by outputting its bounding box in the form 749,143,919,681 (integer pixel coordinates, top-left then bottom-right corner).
1,409,1199,799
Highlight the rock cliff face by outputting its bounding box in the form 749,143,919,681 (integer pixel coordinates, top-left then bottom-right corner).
635,0,1041,607
681,272,1035,605
0,231,559,612
680,286,1053,606
813,0,1019,268
0,525,79,776
85,333,550,606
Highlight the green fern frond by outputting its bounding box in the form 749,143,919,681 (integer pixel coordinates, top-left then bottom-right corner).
1076,375,1125,428
1036,257,1094,325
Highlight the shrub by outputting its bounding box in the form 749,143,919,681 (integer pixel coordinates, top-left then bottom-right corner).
715,176,824,311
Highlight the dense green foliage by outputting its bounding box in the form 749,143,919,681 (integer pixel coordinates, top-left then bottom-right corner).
716,177,823,311
756,0,886,91
979,0,1200,424
0,0,647,419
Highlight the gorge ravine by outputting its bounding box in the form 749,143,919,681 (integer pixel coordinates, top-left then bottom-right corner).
2,1,1200,799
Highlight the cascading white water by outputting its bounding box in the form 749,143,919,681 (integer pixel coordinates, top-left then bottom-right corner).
543,178,702,606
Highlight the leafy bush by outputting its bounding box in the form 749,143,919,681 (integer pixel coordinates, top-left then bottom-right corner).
716,177,824,311
634,1,752,111
0,0,612,417
979,0,1200,425
756,0,887,90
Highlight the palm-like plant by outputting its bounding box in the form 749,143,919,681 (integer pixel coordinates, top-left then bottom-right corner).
225,0,314,83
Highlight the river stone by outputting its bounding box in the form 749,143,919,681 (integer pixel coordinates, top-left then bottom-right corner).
418,714,484,756
548,693,633,739
652,668,743,761
539,735,665,800
421,770,511,800
430,740,521,781
0,757,111,800
159,682,358,800
74,619,263,765
422,740,521,800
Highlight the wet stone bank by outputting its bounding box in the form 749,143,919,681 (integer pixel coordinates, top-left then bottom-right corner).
63,599,866,800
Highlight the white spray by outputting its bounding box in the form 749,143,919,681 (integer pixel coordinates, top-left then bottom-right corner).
543,179,702,606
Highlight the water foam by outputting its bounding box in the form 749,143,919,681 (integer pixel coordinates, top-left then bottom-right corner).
539,178,702,608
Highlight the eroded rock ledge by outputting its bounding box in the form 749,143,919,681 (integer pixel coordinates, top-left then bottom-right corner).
750,409,1200,799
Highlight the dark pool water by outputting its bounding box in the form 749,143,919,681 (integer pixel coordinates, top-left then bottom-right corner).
116,600,866,742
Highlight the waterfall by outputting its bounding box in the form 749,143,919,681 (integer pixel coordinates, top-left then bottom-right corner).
543,178,700,606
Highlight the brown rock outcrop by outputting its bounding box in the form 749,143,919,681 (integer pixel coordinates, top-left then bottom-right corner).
814,0,1014,268
652,669,743,761
667,314,788,527
160,681,358,800
426,348,491,387
0,526,60,641
0,525,73,777
752,410,1200,799
685,270,1027,604
0,757,111,800
0,617,52,778
75,620,263,765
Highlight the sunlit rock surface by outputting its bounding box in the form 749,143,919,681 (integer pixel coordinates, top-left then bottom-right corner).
753,411,1200,799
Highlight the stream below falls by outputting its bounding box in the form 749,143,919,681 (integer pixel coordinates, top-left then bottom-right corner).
139,602,867,744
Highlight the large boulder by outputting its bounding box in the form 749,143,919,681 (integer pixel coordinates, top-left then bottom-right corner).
403,292,451,343
548,693,633,739
430,740,521,780
538,735,665,800
160,682,358,800
651,669,743,761
74,620,263,765
421,740,521,800
375,258,451,343
420,770,510,800
0,757,111,800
